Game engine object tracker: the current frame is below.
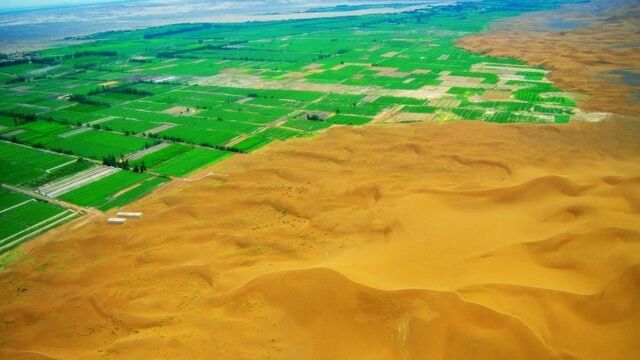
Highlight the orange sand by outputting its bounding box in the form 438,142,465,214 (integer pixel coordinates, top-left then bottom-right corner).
1,117,639,359
2,1,640,359
458,0,640,115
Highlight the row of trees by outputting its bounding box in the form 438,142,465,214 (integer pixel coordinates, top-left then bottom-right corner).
102,154,148,173
88,85,152,97
69,94,109,107
0,111,38,125
145,132,244,153
102,154,127,169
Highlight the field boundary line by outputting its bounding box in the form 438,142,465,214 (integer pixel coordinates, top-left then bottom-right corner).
0,199,35,214
0,139,77,159
0,210,74,245
46,159,77,173
1,183,94,214
0,211,78,253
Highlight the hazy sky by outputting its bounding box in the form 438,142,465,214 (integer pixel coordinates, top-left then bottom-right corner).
0,0,126,10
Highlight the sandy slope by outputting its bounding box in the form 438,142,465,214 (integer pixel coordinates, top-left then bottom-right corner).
2,1,640,359
458,0,640,116
0,117,639,359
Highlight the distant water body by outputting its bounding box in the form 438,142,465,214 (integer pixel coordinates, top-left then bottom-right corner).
0,0,458,53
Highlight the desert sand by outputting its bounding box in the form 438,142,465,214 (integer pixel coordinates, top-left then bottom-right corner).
458,0,640,116
1,1,640,359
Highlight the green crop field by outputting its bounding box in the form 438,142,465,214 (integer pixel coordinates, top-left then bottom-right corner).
0,0,585,248
0,141,76,186
151,147,231,177
58,170,162,210
0,187,77,254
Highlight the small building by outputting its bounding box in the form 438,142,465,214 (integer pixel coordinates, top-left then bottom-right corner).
116,212,143,219
107,217,126,225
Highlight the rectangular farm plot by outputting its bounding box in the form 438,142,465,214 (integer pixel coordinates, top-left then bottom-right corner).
234,135,274,153
326,114,372,125
258,127,303,141
58,170,163,210
46,129,152,159
130,143,191,168
9,120,72,145
99,117,161,134
44,109,107,124
0,189,76,254
304,93,385,116
151,147,231,177
0,188,31,210
211,106,291,125
283,119,332,132
121,100,173,112
157,125,240,146
99,176,169,211
233,126,305,153
0,141,76,186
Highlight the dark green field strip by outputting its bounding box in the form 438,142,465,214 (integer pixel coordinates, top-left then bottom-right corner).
99,176,169,211
151,147,231,177
517,71,546,81
131,143,192,168
0,141,75,186
213,106,291,124
24,159,95,189
157,126,240,146
120,100,173,112
45,130,153,159
99,117,161,134
59,170,151,208
0,115,14,128
403,105,438,114
11,120,72,145
0,188,31,211
44,109,107,124
258,127,304,140
0,221,24,244
195,86,324,102
166,117,261,134
0,200,70,248
234,136,274,153
0,212,77,254
326,114,372,125
304,94,392,117
282,119,333,132
0,200,64,226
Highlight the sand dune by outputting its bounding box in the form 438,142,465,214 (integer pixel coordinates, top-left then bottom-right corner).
458,0,640,116
0,117,639,359
2,0,640,358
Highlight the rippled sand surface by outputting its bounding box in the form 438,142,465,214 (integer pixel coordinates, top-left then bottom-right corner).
1,1,640,359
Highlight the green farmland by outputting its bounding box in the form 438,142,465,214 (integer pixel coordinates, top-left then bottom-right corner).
58,170,168,211
0,187,78,253
0,141,76,186
0,0,585,252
